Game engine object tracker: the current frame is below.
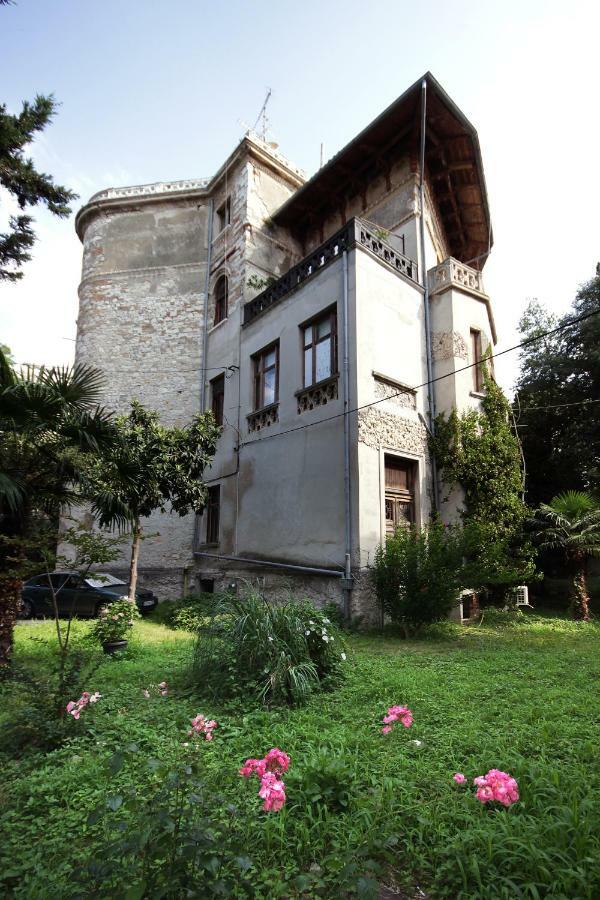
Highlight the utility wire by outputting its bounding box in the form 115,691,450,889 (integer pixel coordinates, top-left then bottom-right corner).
236,306,600,449
511,397,600,413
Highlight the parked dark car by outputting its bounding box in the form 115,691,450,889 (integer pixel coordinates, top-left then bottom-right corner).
19,572,158,619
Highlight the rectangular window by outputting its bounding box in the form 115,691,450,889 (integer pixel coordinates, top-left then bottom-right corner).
471,329,484,392
253,342,279,410
210,374,225,426
216,197,231,233
302,307,337,388
384,456,416,535
206,485,220,544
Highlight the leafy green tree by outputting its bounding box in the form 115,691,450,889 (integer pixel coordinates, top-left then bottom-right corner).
87,402,220,599
0,348,115,666
530,491,600,620
0,89,77,282
515,273,600,505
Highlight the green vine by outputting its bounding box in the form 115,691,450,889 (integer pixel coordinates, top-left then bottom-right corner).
430,369,525,538
429,368,536,590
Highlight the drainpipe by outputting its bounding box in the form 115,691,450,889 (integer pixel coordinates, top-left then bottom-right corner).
200,198,214,412
342,249,353,620
194,551,344,579
418,78,440,513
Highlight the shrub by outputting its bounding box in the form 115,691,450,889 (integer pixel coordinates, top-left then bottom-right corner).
372,520,464,632
83,749,254,898
191,590,347,706
0,649,101,756
290,747,355,813
150,593,222,630
90,596,140,645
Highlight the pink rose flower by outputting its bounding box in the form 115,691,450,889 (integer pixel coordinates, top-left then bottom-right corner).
453,773,466,784
381,704,413,733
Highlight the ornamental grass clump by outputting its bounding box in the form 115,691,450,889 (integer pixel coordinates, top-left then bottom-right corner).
90,596,140,646
191,589,347,706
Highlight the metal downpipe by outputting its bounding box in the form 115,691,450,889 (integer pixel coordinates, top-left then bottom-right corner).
199,198,214,413
418,79,440,512
342,248,353,619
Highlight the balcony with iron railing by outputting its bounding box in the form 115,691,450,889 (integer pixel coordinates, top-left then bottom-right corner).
242,217,419,326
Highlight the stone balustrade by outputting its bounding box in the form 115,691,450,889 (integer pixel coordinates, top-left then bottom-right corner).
428,257,486,297
87,178,211,204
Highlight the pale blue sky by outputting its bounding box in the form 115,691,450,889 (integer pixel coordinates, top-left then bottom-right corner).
1,0,599,392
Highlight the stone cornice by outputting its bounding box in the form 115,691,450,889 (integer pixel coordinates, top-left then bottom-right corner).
75,135,306,243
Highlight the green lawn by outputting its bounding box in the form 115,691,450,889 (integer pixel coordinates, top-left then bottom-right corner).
1,615,599,898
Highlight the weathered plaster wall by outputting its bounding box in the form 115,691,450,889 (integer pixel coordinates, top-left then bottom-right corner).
352,250,432,579
197,256,348,571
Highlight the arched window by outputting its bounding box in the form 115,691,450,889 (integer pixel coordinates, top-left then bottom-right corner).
214,275,228,325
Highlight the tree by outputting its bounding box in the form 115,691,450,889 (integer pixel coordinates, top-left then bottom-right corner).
530,491,600,621
515,273,600,506
0,348,115,666
1,92,77,282
87,402,220,599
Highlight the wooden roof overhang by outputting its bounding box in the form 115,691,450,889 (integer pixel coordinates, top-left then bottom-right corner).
273,72,492,270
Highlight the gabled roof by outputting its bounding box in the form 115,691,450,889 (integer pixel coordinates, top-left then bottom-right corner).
273,72,492,269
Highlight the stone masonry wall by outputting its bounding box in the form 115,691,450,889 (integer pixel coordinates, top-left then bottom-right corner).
74,197,210,589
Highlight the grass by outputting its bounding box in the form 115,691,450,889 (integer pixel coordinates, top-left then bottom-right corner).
1,613,599,898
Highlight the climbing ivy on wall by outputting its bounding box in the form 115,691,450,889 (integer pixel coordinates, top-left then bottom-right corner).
429,368,536,593
430,368,526,540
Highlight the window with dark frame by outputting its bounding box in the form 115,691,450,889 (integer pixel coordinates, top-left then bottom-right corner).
470,328,484,392
210,374,225,426
302,307,337,388
216,197,231,233
253,342,279,410
205,485,220,544
384,456,416,535
214,275,228,326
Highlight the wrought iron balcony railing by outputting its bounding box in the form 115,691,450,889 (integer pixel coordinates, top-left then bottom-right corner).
243,217,418,325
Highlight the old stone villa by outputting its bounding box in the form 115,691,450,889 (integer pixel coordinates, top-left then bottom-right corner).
74,72,496,618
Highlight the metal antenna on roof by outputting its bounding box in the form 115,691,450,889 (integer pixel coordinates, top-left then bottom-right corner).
252,88,273,142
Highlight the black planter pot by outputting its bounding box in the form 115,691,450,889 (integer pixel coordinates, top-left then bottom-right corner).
102,639,128,655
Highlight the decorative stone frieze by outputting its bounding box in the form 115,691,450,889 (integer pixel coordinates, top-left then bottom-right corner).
357,407,428,455
296,376,339,414
247,404,279,433
373,375,416,409
432,331,468,361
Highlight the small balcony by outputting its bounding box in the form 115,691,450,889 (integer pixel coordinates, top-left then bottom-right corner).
428,257,487,298
243,217,419,326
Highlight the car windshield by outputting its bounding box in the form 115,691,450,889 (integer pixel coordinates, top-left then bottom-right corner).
85,574,127,589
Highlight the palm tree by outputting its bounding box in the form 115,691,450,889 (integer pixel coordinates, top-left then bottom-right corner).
530,491,600,621
0,347,115,666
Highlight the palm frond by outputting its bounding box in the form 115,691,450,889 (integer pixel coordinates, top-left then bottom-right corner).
0,471,25,514
90,490,134,531
36,362,106,410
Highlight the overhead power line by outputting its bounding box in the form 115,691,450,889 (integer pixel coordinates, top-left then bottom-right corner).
237,306,600,449
512,397,600,413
